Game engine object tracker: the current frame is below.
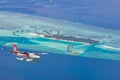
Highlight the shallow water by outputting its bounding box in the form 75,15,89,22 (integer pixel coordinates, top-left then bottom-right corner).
0,12,120,60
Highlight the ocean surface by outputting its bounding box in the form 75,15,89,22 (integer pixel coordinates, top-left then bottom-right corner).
0,0,120,30
0,0,120,80
1,46,120,80
0,45,120,80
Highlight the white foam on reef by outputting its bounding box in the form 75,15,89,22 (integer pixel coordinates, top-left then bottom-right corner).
0,11,120,60
4,42,18,46
28,33,44,37
102,45,120,51
95,45,120,51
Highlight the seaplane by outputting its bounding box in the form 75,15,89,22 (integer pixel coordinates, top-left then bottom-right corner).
10,44,42,62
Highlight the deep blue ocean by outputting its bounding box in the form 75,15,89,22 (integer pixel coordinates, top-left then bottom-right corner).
0,0,119,30
1,45,120,80
1,46,120,80
0,0,120,80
